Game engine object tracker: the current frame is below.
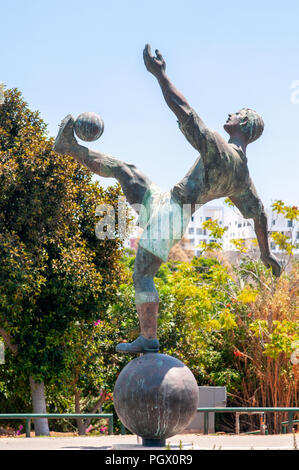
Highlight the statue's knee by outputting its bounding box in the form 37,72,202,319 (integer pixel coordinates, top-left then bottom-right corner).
133,269,141,289
133,271,156,292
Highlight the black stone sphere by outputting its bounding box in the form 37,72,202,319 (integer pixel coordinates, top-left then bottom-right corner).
74,112,104,142
113,354,198,443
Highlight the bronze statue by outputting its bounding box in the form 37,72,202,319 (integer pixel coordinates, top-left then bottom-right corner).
54,44,281,355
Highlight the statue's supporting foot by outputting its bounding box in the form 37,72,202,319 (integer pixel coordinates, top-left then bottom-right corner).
116,335,159,354
53,114,77,154
116,301,160,354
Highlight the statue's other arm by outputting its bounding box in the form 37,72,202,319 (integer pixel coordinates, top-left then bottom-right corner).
230,182,281,277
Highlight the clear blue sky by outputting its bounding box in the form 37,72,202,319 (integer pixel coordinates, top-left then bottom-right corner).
1,0,299,208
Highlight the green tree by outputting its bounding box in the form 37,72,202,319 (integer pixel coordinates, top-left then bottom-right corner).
0,88,125,435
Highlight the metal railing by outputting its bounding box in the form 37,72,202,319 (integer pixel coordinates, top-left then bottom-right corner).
282,419,299,434
0,413,113,437
1,408,298,437
197,407,299,435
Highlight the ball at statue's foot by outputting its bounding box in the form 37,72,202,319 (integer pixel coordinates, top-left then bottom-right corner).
113,353,198,445
74,112,104,142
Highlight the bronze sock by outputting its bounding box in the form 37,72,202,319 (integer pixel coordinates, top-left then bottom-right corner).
136,302,159,339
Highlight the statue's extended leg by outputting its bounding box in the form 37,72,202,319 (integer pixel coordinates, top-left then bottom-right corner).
116,246,162,354
54,115,152,206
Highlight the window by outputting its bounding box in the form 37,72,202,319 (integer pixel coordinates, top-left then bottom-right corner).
296,232,299,240
196,228,202,235
189,239,195,245
188,228,194,234
270,242,276,250
191,216,194,222
288,220,293,228
272,220,276,226
205,217,211,221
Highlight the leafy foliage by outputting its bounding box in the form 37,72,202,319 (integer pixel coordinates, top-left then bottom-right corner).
197,218,228,253
0,88,125,388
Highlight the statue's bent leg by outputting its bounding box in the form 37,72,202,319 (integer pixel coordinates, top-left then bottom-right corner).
116,246,162,354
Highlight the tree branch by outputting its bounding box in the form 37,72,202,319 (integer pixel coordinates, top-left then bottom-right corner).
84,391,108,428
0,328,18,355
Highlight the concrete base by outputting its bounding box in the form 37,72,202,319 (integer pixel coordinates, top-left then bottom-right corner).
0,434,296,450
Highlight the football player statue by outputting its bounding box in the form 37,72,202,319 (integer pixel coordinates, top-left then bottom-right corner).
54,44,281,355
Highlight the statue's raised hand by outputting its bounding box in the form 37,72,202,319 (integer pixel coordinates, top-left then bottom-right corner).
143,44,166,77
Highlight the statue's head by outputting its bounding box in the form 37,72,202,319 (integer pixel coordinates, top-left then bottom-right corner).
224,108,264,144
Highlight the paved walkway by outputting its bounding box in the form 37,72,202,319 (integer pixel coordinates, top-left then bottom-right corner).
0,433,297,450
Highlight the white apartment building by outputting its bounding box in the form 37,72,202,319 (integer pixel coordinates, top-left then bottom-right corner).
185,205,225,257
267,209,299,254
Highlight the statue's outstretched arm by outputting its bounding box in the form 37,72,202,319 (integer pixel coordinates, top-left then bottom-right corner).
143,44,194,123
143,43,219,161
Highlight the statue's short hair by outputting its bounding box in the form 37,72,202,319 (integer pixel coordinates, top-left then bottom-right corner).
239,108,264,143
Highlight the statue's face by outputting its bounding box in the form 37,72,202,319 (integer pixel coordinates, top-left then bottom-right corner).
223,111,243,135
224,110,251,137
